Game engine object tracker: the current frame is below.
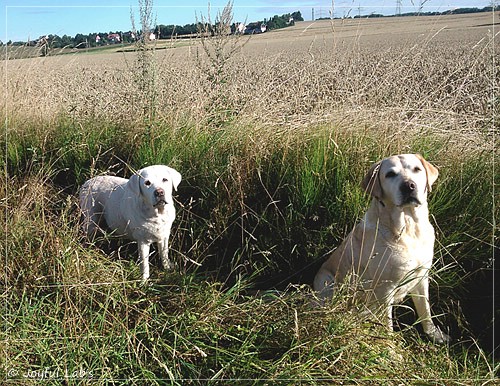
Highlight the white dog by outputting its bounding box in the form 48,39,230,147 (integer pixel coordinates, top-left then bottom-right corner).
314,154,450,343
79,165,181,281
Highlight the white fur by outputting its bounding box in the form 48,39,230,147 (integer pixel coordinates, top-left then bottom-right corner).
79,165,181,281
314,154,450,343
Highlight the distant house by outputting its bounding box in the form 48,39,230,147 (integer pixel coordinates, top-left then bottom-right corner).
244,21,267,35
37,35,48,46
108,33,121,43
244,26,262,35
149,32,156,41
237,22,246,34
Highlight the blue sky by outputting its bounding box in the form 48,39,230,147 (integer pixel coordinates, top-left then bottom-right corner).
2,1,494,42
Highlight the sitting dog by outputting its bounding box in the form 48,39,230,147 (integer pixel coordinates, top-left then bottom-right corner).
79,165,181,281
313,154,450,343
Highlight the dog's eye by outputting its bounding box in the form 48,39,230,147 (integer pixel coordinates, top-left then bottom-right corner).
162,178,168,182
413,167,422,173
385,171,397,178
144,180,151,186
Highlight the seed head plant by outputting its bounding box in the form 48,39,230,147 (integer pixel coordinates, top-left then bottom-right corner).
130,0,158,124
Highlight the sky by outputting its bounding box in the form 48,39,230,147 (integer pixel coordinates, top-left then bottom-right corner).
1,0,495,43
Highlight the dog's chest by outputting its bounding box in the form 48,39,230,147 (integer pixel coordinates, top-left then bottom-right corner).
115,203,174,242
135,218,167,238
370,227,434,301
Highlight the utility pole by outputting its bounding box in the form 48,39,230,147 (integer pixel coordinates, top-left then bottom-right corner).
312,8,315,21
396,0,402,16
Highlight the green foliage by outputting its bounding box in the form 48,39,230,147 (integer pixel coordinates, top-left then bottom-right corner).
2,115,496,383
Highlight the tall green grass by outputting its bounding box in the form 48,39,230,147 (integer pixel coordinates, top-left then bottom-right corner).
2,114,493,385
2,114,496,383
3,115,495,291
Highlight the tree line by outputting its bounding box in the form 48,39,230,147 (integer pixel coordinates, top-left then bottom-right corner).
3,11,303,48
340,5,497,19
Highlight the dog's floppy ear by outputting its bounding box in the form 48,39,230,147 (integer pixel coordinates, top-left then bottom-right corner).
167,167,182,191
415,154,439,192
361,160,383,199
128,172,142,196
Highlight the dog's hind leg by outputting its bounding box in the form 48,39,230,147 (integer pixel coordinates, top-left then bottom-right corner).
79,196,101,241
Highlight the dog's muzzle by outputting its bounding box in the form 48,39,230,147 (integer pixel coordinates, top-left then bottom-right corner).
154,200,167,208
153,188,167,208
400,180,421,206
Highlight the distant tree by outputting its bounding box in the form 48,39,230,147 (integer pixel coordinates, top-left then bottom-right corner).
265,11,302,30
60,34,73,47
291,11,303,21
121,32,134,43
87,33,95,47
450,7,480,14
157,24,174,38
267,14,288,30
74,33,87,48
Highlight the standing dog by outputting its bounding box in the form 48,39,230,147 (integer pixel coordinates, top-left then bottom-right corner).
313,154,450,343
80,165,181,281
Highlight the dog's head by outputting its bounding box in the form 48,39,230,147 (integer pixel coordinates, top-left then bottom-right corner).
361,154,438,208
128,165,182,211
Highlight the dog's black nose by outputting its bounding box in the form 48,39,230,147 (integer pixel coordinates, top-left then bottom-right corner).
400,180,417,195
154,188,165,197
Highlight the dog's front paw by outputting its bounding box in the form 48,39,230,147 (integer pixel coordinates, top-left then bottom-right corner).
426,327,451,344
